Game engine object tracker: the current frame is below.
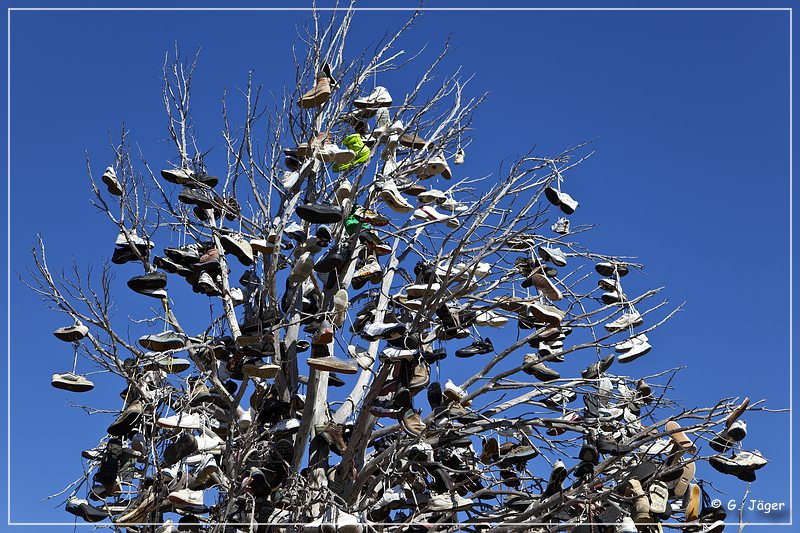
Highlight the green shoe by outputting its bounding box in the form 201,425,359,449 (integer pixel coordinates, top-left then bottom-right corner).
334,134,371,172
344,214,371,235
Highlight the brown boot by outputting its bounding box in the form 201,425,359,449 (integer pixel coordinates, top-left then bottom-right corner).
298,76,331,108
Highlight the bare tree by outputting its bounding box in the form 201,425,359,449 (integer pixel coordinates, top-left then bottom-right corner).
26,6,781,533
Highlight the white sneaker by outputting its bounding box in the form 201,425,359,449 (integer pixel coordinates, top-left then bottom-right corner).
380,179,414,213
417,189,446,204
441,197,469,212
354,86,392,108
406,282,440,297
270,418,301,434
475,310,508,327
156,519,179,533
605,310,643,332
377,485,406,509
444,379,467,402
157,412,203,430
195,431,224,453
618,335,652,363
550,217,570,234
167,488,203,508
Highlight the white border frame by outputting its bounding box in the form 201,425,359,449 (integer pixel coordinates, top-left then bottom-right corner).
5,5,793,528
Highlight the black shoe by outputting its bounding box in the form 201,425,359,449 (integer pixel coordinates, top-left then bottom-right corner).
153,256,189,276
190,170,218,188
455,338,493,358
393,387,413,410
163,432,198,466
65,497,108,523
414,261,436,284
427,381,443,410
93,438,123,488
164,245,201,265
127,271,167,293
328,373,346,387
423,347,447,364
581,354,615,379
314,244,346,273
578,443,599,465
111,246,139,265
296,203,344,224
249,467,271,497
178,187,215,209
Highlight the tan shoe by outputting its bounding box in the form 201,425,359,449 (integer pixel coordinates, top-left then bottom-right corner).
297,76,332,108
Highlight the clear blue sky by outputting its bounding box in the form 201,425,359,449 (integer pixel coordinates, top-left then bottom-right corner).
2,1,796,530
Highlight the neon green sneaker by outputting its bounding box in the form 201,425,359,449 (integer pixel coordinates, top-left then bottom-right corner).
344,214,371,235
333,134,370,172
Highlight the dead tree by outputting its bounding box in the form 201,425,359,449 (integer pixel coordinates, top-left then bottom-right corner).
26,6,779,533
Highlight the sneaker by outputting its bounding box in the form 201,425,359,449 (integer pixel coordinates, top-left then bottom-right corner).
354,86,392,108
455,338,493,357
426,493,473,512
317,141,356,164
65,496,108,523
308,355,358,374
665,420,696,453
138,330,186,352
315,422,347,454
242,358,280,379
53,321,89,342
127,271,167,294
399,131,427,149
270,418,301,435
595,261,629,277
333,133,371,172
101,166,122,196
417,189,447,204
551,217,570,234
288,252,314,283
400,409,426,437
604,310,643,332
527,272,562,301
362,321,406,341
443,379,467,402
379,179,414,213
296,203,344,224
413,205,459,227
427,381,444,410
314,244,347,273
474,309,508,327
685,483,701,522
160,168,193,185
708,450,767,480
107,400,144,436
538,245,568,267
615,333,648,352
522,355,560,381
51,372,94,392
157,412,204,430
168,488,204,508
220,234,254,266
618,335,652,363
354,256,381,279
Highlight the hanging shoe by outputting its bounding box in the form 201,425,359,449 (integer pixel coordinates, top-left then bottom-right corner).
379,179,414,213
454,148,465,165
354,86,392,108
298,75,332,109
101,166,123,196
333,133,371,172
551,217,570,234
